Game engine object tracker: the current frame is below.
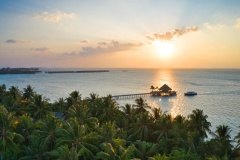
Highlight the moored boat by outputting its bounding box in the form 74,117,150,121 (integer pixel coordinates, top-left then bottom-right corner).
184,91,197,96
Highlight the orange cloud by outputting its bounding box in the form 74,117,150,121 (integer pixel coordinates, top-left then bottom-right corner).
146,26,199,41
76,40,143,56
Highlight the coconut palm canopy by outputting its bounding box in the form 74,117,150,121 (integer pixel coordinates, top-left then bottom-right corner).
159,84,172,91
0,84,240,159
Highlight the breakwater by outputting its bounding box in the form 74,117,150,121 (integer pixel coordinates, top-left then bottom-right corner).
0,68,110,74
45,70,109,74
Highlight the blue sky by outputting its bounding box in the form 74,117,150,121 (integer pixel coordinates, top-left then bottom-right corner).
1,0,240,68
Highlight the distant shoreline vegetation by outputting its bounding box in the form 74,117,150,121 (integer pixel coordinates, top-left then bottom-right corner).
0,84,240,159
0,67,41,74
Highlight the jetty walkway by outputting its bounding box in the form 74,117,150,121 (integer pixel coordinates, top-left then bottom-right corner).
45,70,109,74
112,93,151,100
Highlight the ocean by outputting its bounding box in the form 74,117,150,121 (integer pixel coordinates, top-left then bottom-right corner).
0,68,240,138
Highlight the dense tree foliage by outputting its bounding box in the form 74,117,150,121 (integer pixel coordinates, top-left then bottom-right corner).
0,84,240,159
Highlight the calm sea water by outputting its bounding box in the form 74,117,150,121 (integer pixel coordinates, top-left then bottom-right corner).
0,69,240,138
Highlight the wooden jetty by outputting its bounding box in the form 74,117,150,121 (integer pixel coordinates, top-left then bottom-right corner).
45,70,109,74
112,93,151,100
112,84,177,100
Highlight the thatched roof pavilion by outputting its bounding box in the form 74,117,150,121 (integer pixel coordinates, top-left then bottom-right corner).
159,84,172,92
150,84,176,97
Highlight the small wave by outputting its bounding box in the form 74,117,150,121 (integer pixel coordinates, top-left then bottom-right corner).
199,92,213,95
187,82,202,86
226,78,240,82
220,90,240,95
200,90,240,96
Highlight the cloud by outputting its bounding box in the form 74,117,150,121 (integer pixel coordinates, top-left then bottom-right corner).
80,40,89,43
62,51,77,56
235,18,240,29
79,40,143,56
5,39,27,43
98,41,108,46
31,47,49,52
204,22,224,30
34,11,75,22
146,26,199,41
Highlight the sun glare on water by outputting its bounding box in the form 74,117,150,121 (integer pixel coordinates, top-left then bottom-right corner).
154,41,174,57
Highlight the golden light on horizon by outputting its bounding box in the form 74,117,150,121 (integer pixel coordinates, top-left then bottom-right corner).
154,41,174,57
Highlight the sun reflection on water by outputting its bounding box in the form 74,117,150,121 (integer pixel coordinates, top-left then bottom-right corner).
151,69,182,117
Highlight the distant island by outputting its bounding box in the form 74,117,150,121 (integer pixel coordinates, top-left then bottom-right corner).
0,67,41,74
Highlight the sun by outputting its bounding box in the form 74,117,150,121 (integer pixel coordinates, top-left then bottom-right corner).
154,41,174,57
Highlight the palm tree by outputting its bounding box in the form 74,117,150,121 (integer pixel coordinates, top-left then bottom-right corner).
66,97,74,110
88,93,99,102
0,129,23,159
169,115,188,149
148,153,169,160
85,93,101,117
153,114,173,141
65,91,82,110
0,84,6,92
56,119,99,156
27,94,51,120
152,108,163,120
211,125,233,158
54,97,67,113
0,105,9,130
66,103,98,131
8,86,21,100
98,121,119,144
120,104,135,130
96,142,135,160
134,97,150,114
150,85,155,92
187,130,204,154
0,84,6,103
11,115,35,145
214,125,231,141
3,86,22,113
69,90,81,103
46,144,83,160
0,106,24,159
19,135,49,160
23,85,35,102
95,96,120,124
187,109,211,138
128,112,154,141
169,149,201,160
121,103,134,115
133,140,158,160
35,114,63,151
236,126,240,148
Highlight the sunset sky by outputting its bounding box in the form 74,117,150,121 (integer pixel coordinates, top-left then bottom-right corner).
1,0,240,68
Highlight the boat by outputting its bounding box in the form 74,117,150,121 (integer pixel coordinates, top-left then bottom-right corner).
184,91,197,96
